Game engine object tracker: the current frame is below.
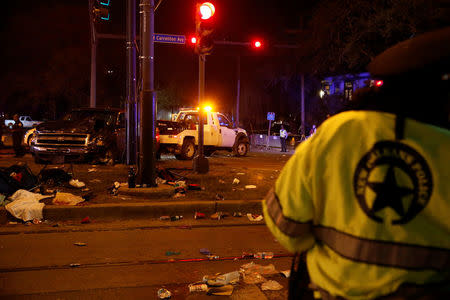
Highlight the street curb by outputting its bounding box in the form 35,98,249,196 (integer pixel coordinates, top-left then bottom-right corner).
0,200,263,223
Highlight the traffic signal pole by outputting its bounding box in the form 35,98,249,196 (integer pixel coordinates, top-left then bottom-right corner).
138,0,157,186
193,54,209,173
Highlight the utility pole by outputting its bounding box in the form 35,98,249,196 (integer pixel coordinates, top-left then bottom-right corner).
89,0,97,108
126,0,137,165
235,55,241,127
138,0,157,186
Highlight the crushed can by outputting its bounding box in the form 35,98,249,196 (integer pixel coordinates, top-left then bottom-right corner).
188,283,208,292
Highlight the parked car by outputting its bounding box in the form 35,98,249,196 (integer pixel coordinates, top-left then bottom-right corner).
4,116,42,128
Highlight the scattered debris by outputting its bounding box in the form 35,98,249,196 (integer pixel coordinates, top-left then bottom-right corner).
210,211,228,220
261,280,283,291
241,252,254,259
247,213,263,221
207,285,234,296
8,221,18,225
173,192,186,198
5,189,49,222
87,168,97,173
199,248,211,255
187,183,202,190
69,179,85,188
218,179,225,184
254,252,274,259
240,262,278,275
81,216,91,224
74,242,87,247
32,218,41,224
52,192,84,206
188,282,208,293
245,185,257,189
194,212,206,219
108,181,121,196
233,212,242,217
170,215,183,221
157,288,172,299
70,263,81,268
155,177,166,185
165,251,181,256
203,271,240,286
207,255,219,260
215,193,224,201
280,270,291,278
159,216,171,221
232,178,240,185
236,172,245,175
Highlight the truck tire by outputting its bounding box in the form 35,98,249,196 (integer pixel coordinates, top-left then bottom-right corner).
175,139,196,160
233,139,249,157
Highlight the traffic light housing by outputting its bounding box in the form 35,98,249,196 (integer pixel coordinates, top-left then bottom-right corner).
93,0,111,21
195,2,215,55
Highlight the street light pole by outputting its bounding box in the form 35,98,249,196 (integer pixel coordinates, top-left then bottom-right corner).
138,0,157,186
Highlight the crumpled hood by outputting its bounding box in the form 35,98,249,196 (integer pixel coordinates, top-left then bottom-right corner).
36,119,94,133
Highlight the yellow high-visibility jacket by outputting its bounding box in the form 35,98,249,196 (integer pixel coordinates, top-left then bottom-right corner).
263,110,450,300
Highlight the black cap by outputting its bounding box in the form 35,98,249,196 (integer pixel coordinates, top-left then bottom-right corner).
368,27,450,78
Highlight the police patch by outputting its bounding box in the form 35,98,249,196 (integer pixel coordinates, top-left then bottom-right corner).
353,141,432,225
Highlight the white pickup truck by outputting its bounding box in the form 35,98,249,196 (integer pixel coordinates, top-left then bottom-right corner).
5,116,42,128
157,108,249,160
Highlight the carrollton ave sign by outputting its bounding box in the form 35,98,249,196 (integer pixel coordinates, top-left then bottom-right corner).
153,33,186,44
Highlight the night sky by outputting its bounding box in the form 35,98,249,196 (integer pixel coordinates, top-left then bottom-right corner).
0,1,307,119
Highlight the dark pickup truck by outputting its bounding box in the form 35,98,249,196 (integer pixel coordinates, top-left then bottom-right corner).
30,108,126,164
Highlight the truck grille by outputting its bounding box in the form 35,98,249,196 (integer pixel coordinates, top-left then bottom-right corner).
35,133,88,148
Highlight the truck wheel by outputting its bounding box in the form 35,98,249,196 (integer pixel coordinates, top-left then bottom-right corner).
233,140,249,157
176,139,196,160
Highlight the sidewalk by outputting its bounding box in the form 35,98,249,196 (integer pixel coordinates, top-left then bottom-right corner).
0,149,292,224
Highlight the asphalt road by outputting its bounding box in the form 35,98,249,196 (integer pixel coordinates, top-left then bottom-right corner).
0,221,295,299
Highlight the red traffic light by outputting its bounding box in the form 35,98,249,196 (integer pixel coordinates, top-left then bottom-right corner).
199,2,215,20
190,36,197,44
251,40,262,49
375,80,383,87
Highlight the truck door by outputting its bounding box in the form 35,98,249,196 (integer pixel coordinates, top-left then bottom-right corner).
216,113,236,147
204,112,220,146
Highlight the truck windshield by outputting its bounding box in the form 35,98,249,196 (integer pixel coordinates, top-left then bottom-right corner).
63,110,117,126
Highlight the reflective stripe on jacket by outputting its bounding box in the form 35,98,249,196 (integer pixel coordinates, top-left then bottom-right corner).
263,110,450,300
